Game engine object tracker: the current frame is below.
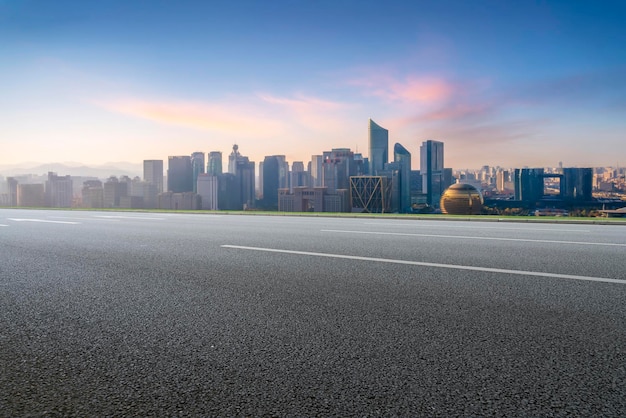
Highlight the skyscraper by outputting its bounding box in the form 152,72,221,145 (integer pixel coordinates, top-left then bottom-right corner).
45,172,73,208
310,155,323,187
143,160,164,193
167,156,193,193
191,152,205,193
262,156,280,210
228,144,241,175
393,143,411,212
368,119,388,175
420,140,445,207
207,152,223,176
321,148,364,193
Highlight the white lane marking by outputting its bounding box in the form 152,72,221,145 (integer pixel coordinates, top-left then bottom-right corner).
0,224,8,227
8,218,80,225
47,216,121,222
93,215,165,220
362,222,589,233
221,245,626,285
321,229,626,247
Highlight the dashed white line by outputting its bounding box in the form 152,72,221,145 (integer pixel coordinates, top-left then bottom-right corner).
8,218,80,225
321,229,626,247
221,245,626,285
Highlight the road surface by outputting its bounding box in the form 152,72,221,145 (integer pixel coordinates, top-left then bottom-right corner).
1,209,625,416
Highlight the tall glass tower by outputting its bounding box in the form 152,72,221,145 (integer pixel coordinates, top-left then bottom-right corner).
191,152,205,193
206,152,223,176
368,119,388,176
393,143,412,212
420,140,444,207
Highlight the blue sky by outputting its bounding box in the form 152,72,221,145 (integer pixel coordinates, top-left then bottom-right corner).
1,0,625,169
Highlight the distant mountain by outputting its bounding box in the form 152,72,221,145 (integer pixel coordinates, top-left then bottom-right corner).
0,162,143,179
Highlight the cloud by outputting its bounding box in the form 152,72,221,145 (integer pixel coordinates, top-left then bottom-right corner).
257,93,353,132
95,97,285,137
348,71,455,104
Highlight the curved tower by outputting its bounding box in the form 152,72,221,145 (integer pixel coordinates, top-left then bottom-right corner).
368,119,388,175
394,143,412,212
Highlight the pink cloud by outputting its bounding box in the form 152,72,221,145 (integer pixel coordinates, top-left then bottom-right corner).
348,72,455,104
95,98,284,136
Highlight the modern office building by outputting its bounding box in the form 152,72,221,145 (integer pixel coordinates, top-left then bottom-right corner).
217,173,240,210
45,172,73,208
207,152,223,176
7,177,18,206
167,156,193,193
197,174,218,210
103,176,128,208
290,161,307,192
17,184,45,207
322,148,365,193
393,143,411,212
514,168,545,203
191,152,205,193
420,140,445,207
228,144,241,175
368,119,388,175
309,155,324,187
81,180,104,208
561,168,593,201
143,160,164,193
262,156,281,210
235,157,255,209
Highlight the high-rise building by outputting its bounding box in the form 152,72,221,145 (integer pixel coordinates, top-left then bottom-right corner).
420,140,445,207
228,144,241,175
514,168,544,203
143,160,164,193
368,119,389,175
103,176,128,208
290,161,307,192
17,184,45,207
81,180,104,208
236,157,255,209
309,155,323,187
561,168,593,201
262,156,281,210
207,152,223,176
167,156,193,192
45,172,73,208
217,173,240,210
197,174,219,210
322,148,365,193
496,170,510,192
191,152,205,193
7,177,18,207
393,143,411,212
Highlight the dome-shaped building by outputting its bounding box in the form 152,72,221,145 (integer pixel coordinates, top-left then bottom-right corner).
440,183,484,215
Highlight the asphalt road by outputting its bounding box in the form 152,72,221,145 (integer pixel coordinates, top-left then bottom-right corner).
1,209,625,416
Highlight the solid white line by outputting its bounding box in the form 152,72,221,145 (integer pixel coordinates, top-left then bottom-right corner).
8,218,80,225
93,215,165,220
221,245,626,285
362,222,589,233
321,229,626,247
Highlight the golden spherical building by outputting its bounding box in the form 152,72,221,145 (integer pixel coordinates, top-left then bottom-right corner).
440,183,484,215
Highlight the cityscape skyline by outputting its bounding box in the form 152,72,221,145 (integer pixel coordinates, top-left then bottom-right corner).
2,1,625,169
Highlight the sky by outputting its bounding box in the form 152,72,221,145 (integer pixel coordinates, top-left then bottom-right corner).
1,0,625,170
